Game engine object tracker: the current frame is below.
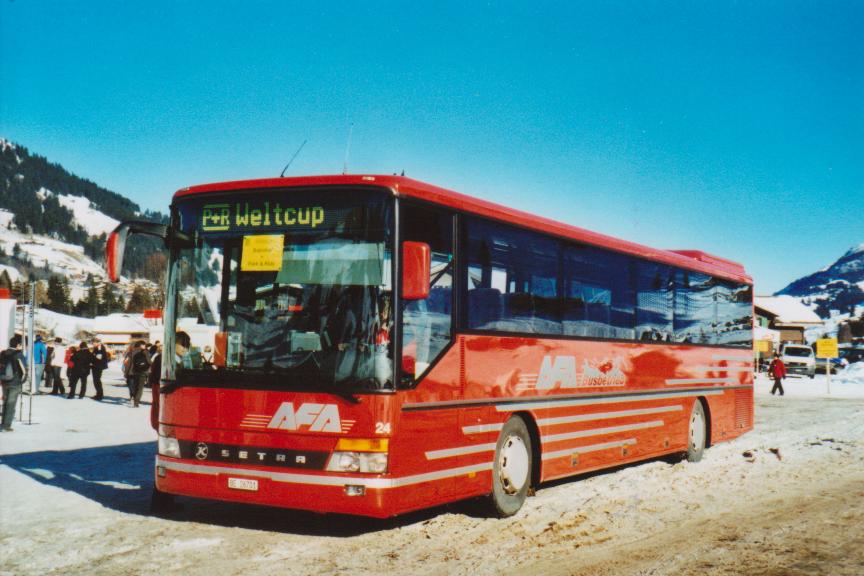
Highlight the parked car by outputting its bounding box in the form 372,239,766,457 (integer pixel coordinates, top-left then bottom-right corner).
839,347,864,365
780,344,816,378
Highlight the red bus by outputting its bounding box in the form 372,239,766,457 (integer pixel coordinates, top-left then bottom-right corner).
106,175,753,518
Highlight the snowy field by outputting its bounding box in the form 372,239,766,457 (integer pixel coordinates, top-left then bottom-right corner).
1,364,863,576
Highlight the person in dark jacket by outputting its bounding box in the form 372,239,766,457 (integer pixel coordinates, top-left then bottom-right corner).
90,338,110,401
1,335,27,431
769,352,787,396
129,340,151,407
44,340,55,391
147,342,162,389
67,341,95,399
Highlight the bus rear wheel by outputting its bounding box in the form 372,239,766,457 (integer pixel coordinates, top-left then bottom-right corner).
489,416,532,517
686,400,707,462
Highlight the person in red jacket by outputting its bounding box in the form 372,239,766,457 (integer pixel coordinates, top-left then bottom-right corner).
769,352,787,396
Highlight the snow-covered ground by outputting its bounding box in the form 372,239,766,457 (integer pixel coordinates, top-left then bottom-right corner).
1,366,863,575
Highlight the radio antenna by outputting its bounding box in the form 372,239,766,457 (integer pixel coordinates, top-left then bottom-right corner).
342,123,353,174
280,139,307,177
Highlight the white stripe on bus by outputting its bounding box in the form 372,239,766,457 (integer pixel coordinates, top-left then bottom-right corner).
542,439,637,461
425,443,497,460
495,388,723,412
541,420,663,444
461,405,683,435
711,355,751,362
665,377,738,386
462,423,505,434
538,405,682,427
156,458,493,489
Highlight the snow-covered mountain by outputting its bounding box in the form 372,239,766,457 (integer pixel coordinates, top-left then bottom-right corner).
775,244,864,319
0,137,166,279
0,138,165,310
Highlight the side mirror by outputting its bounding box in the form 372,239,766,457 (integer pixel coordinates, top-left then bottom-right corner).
106,225,130,282
402,241,430,301
105,221,170,283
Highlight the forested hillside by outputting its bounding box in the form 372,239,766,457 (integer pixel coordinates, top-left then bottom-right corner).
0,138,166,275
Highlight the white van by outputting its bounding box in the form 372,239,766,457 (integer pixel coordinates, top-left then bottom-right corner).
780,344,816,378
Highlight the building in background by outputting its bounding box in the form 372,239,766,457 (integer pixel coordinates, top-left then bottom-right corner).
754,295,823,344
92,313,151,350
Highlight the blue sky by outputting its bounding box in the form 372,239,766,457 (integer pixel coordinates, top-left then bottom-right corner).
2,1,862,293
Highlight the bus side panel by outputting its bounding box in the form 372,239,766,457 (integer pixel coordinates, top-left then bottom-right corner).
395,346,493,511
455,335,752,484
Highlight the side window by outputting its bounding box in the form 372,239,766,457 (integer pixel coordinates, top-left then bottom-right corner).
673,271,716,344
464,218,561,334
635,261,674,341
400,204,453,383
715,281,753,347
563,245,634,339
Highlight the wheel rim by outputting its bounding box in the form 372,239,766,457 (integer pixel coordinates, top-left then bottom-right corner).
498,435,529,494
689,404,705,452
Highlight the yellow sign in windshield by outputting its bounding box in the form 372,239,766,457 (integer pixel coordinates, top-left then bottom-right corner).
241,234,284,271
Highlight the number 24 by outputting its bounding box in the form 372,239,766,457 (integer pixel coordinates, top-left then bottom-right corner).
375,422,391,434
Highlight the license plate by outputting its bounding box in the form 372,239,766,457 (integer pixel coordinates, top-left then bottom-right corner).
227,477,259,491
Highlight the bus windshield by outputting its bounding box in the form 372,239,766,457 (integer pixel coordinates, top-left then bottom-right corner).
166,187,394,392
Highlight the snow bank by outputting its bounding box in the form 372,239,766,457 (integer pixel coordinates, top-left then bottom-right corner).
57,193,120,237
36,308,96,341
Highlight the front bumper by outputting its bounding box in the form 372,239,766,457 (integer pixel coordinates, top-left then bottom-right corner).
785,364,813,376
155,456,490,518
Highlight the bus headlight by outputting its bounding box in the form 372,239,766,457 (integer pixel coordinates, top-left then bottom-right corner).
326,452,388,473
326,438,389,473
158,436,181,459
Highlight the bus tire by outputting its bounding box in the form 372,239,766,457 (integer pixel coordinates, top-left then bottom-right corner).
489,416,532,517
686,400,707,463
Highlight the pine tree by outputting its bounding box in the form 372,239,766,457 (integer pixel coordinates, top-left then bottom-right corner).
126,284,155,312
46,275,72,314
101,284,121,314
82,284,100,318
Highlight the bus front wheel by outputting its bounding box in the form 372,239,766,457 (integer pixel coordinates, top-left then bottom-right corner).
686,400,707,462
489,416,532,517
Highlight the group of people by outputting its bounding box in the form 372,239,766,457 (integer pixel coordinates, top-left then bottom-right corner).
29,335,113,400
0,332,192,432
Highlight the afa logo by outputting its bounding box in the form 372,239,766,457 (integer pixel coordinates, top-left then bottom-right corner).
535,355,627,390
266,402,355,434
